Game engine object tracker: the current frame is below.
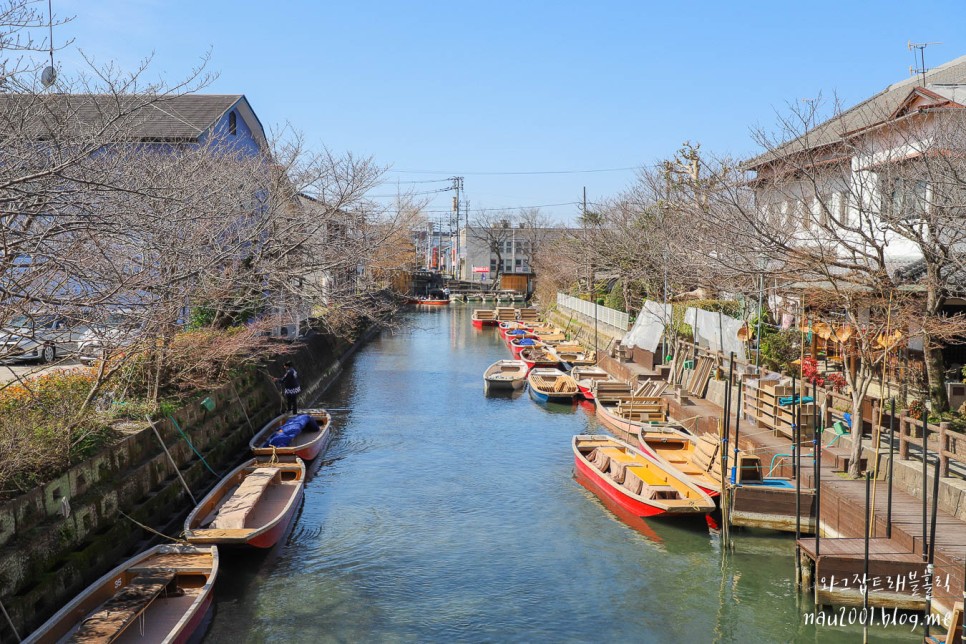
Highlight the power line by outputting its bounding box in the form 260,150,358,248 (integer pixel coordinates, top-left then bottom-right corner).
419,201,579,214
388,166,639,176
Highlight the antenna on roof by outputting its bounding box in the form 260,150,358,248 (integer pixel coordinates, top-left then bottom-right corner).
40,0,56,88
907,41,942,89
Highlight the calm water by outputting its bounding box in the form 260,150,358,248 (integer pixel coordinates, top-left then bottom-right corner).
203,307,915,643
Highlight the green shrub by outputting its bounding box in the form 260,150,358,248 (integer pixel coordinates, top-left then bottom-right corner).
0,369,117,494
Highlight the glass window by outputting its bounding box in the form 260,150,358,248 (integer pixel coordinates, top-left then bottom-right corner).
229,111,237,136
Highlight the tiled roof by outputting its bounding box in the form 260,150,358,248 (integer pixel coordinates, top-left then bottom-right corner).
748,54,966,168
0,93,244,141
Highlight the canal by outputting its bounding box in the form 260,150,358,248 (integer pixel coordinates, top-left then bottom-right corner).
204,306,913,643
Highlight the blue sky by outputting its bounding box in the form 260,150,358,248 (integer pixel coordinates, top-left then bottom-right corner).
52,0,966,224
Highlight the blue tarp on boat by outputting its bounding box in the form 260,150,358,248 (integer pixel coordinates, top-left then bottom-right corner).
265,414,320,447
515,338,538,346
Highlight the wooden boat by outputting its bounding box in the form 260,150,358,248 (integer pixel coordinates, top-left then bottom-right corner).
571,366,611,399
593,392,669,435
185,458,305,548
554,345,596,368
535,331,567,344
573,435,715,517
249,409,332,461
520,345,560,369
24,544,218,644
417,297,449,306
501,324,528,341
527,367,578,402
483,359,529,391
517,307,540,321
528,324,558,335
509,336,541,358
471,309,498,328
495,306,518,321
637,429,723,497
728,453,816,532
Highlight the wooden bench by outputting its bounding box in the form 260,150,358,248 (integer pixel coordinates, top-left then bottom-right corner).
72,571,176,643
210,467,278,529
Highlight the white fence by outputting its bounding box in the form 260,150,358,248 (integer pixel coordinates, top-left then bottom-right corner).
556,293,630,332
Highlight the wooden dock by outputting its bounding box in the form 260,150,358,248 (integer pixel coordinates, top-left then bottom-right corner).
663,372,966,618
796,474,966,616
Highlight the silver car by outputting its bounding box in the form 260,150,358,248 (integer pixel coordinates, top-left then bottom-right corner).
76,311,145,365
0,314,87,363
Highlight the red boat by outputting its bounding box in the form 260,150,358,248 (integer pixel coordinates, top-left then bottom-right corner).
638,428,723,497
509,337,541,358
472,309,499,328
249,409,332,461
185,458,305,548
570,365,611,399
520,345,560,369
572,435,715,518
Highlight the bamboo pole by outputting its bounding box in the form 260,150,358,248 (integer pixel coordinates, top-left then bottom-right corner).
868,293,894,536
925,442,941,641
922,413,928,562
886,398,896,539
146,415,198,506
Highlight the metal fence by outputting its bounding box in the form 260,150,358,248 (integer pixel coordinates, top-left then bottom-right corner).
556,293,630,332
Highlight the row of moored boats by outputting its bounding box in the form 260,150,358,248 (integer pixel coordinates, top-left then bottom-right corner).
26,409,334,643
477,308,780,520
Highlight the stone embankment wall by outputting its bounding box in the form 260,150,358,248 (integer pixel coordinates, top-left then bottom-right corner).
0,327,374,641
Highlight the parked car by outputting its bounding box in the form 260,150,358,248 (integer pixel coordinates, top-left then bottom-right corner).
0,314,88,363
76,311,144,365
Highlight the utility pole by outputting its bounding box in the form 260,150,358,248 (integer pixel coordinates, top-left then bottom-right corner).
450,176,464,280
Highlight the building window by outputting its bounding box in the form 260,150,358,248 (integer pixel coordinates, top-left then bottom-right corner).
490,260,497,271
515,259,522,266
229,111,237,136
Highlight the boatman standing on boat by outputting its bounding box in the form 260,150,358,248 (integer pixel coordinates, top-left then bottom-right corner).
276,361,301,415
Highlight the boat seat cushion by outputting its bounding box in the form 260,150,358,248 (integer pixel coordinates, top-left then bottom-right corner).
590,449,610,473
210,467,279,529
622,471,643,495
72,571,176,642
608,460,627,484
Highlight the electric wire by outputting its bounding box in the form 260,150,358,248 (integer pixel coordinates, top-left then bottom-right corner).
389,166,639,176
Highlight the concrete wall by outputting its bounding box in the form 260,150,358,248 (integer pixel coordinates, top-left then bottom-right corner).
0,327,369,640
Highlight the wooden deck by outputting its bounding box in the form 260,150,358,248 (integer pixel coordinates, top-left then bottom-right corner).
665,383,966,616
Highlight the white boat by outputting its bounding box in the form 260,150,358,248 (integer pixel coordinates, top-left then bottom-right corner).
483,359,529,391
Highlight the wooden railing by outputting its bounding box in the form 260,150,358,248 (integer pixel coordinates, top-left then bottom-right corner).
896,416,966,477
669,339,966,479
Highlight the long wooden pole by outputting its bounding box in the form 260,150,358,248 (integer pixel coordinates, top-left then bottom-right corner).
887,398,896,539
868,293,894,536
815,384,823,558
925,443,941,641
146,415,198,506
863,470,872,644
733,382,743,478
922,413,928,562
719,417,730,551
791,375,798,479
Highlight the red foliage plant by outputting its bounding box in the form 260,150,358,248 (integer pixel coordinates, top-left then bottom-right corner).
800,357,823,386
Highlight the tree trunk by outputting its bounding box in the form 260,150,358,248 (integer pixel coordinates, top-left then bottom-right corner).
847,372,874,479
923,270,949,412
847,392,864,478
923,336,949,412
